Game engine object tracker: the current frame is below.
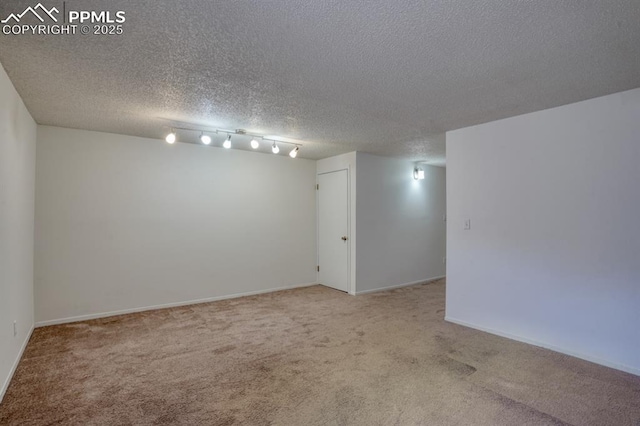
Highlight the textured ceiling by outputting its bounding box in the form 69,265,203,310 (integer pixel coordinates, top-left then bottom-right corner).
1,1,639,164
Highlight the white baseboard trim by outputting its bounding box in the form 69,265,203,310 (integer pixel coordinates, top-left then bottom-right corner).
1,323,34,403
355,275,446,295
35,282,318,328
445,316,640,377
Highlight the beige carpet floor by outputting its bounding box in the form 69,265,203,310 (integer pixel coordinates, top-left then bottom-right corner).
1,279,639,425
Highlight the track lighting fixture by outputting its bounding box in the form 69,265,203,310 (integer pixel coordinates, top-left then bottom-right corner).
200,133,212,145
161,127,302,158
223,134,232,149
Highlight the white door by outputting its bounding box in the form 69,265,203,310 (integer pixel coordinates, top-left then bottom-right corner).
318,170,349,292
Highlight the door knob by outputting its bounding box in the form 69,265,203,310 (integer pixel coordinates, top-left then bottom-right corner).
341,236,348,241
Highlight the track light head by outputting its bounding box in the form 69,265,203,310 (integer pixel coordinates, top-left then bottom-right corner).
223,134,232,149
165,131,176,144
250,138,260,149
289,146,299,158
271,142,280,154
200,133,212,145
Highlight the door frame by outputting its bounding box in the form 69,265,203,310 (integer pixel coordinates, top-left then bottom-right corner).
316,166,354,295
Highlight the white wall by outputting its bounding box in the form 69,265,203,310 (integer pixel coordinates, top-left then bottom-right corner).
316,152,357,294
446,88,640,375
356,153,446,293
35,127,317,324
0,63,36,401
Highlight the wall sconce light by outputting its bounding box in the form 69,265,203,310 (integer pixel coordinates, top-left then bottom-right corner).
414,167,425,180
